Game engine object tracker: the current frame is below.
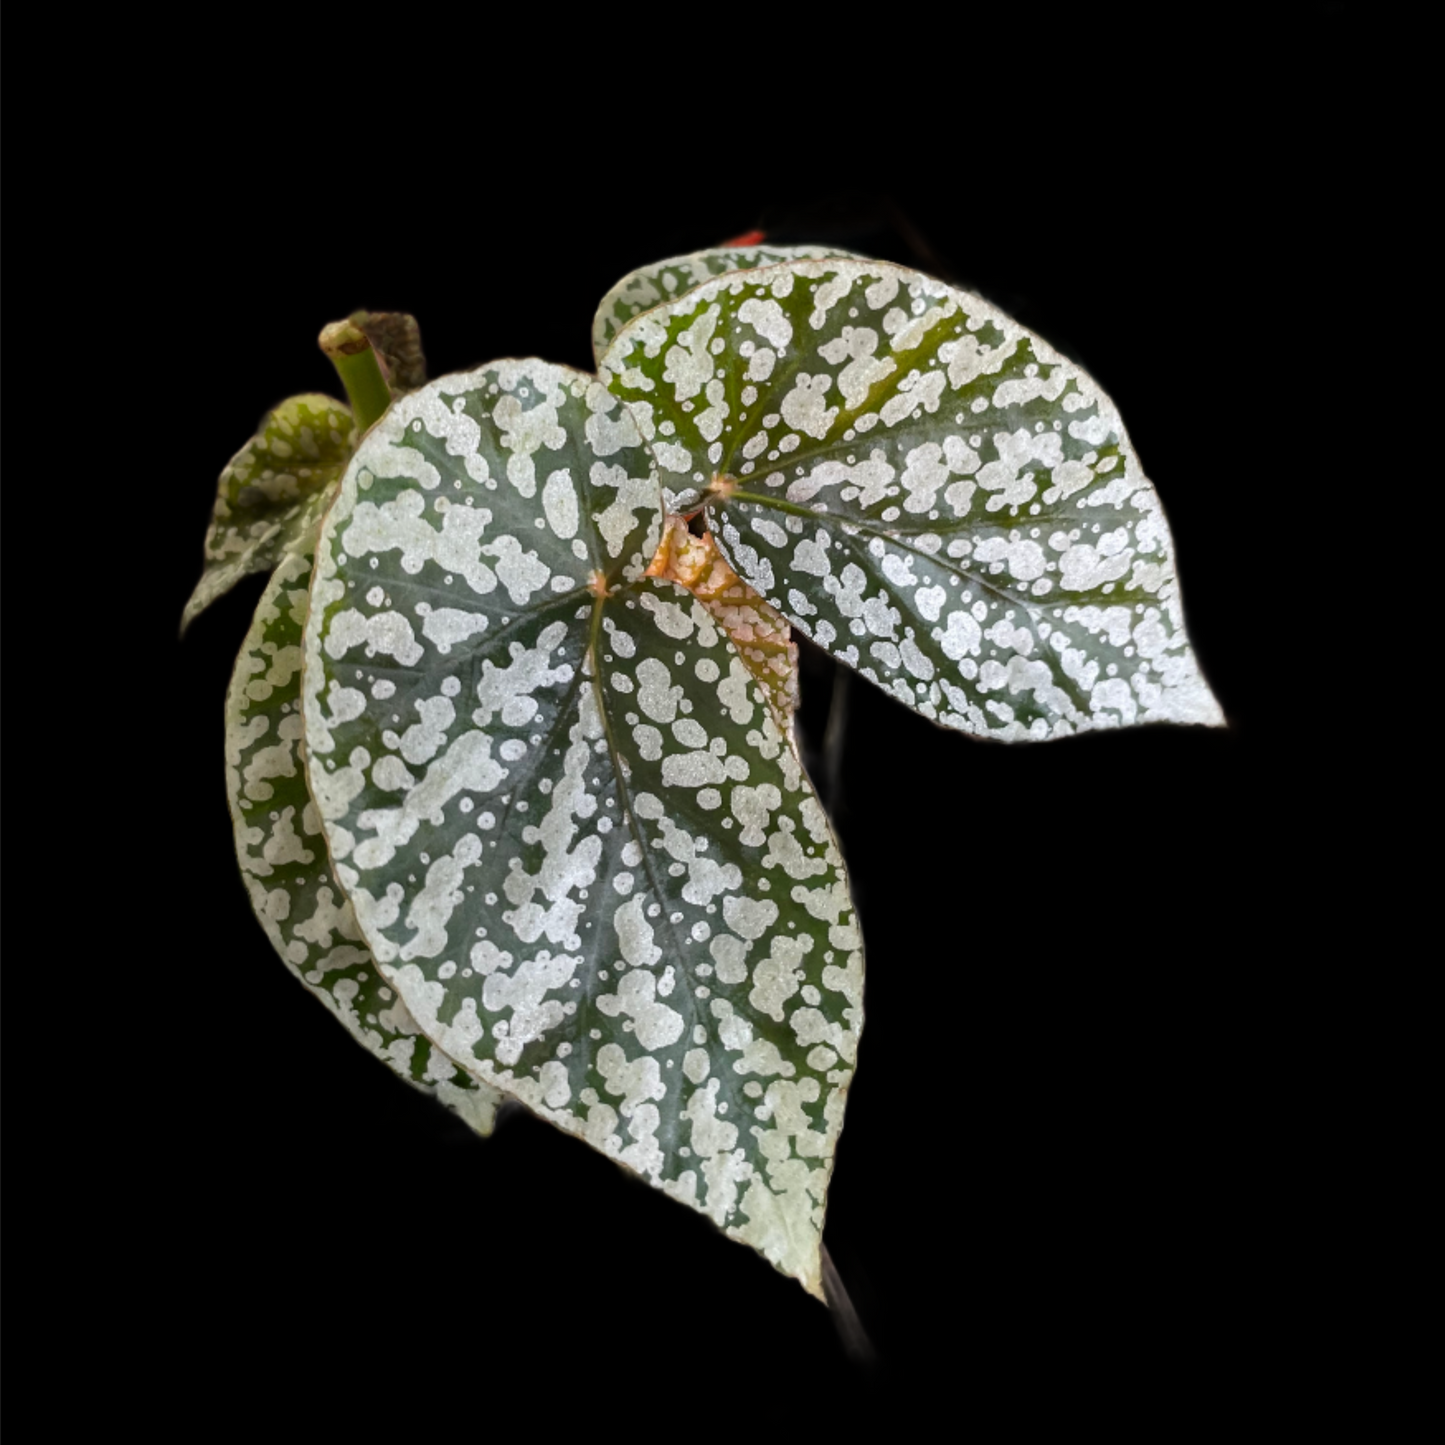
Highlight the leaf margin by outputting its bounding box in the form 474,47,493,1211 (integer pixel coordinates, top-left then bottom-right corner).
224,538,505,1135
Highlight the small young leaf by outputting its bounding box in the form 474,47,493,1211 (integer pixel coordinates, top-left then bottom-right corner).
602,258,1223,739
182,394,355,635
353,310,427,393
301,359,862,1296
592,243,862,365
226,542,503,1135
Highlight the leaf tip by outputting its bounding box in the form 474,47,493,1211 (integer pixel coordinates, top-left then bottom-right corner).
178,587,203,639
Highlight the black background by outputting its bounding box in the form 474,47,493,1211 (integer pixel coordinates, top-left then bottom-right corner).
54,11,1362,1431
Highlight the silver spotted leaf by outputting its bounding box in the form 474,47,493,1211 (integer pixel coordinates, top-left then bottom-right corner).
601,258,1223,741
182,394,355,634
592,244,862,368
227,543,503,1134
301,359,862,1297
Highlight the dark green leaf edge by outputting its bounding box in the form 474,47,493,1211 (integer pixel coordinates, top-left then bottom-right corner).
225,540,504,1133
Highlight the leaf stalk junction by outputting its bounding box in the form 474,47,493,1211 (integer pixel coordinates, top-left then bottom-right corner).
317,318,392,435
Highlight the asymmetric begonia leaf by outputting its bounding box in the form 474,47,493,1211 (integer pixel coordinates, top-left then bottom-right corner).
591,244,861,366
601,258,1223,740
301,359,862,1295
226,543,503,1134
182,394,355,634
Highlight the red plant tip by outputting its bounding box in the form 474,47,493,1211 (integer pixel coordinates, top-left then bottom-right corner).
719,229,766,248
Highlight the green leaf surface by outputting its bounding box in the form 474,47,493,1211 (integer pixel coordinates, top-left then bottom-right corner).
602,258,1223,740
301,359,862,1296
182,395,355,634
592,244,862,367
226,543,503,1135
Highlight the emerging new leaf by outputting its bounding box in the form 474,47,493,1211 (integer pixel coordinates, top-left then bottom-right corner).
354,310,427,393
184,313,428,635
182,395,355,634
592,244,862,366
226,543,503,1134
602,258,1223,740
301,359,862,1296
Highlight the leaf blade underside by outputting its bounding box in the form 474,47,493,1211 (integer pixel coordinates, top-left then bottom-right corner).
301,359,861,1296
601,258,1223,740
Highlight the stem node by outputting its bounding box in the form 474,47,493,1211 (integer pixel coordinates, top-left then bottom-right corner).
318,318,392,435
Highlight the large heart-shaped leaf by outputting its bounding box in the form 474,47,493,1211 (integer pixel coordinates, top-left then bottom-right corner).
592,244,862,365
182,394,355,634
300,359,861,1296
601,258,1223,739
226,542,503,1134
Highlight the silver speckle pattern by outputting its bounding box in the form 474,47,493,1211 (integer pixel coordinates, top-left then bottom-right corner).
601,258,1223,739
301,358,861,1297
226,544,503,1134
